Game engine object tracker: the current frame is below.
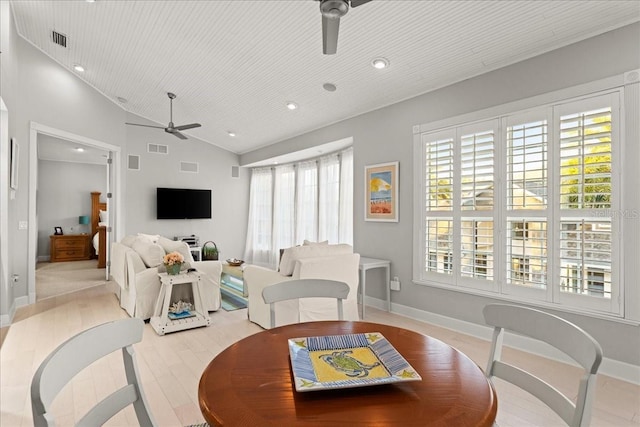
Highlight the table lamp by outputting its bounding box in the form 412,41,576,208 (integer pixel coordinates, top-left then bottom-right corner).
78,215,89,234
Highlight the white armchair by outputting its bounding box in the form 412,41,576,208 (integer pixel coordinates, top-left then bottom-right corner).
244,244,360,329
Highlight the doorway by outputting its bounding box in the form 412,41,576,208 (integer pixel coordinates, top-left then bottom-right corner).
28,122,122,303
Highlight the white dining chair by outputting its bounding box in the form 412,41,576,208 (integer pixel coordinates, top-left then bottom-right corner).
31,318,156,427
262,279,350,328
483,303,603,427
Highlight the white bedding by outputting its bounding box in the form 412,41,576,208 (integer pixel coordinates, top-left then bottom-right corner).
93,221,108,254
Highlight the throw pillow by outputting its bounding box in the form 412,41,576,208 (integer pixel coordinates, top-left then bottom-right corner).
120,235,137,247
99,209,108,223
303,240,329,246
157,236,195,264
132,239,165,268
137,233,161,244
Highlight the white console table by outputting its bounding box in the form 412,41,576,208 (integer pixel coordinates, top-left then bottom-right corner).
151,272,211,335
359,257,391,319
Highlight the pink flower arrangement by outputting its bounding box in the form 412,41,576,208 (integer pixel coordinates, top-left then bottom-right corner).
163,251,184,266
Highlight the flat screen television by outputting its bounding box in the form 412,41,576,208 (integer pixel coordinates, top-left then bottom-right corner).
156,187,212,219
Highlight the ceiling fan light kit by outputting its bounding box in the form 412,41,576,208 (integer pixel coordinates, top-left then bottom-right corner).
125,92,201,140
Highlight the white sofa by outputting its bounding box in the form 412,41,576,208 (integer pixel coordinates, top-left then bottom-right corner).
244,243,360,329
111,234,221,319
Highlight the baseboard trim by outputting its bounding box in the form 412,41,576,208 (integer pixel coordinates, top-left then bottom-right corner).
365,296,640,385
0,311,13,328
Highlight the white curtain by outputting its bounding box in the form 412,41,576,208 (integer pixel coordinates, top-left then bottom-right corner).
243,168,274,267
244,148,353,268
318,153,340,243
296,160,318,244
272,165,296,255
339,147,353,245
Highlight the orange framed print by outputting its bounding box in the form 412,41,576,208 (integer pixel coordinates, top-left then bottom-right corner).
365,161,398,222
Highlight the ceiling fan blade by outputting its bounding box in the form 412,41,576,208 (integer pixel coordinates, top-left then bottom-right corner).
172,131,188,140
173,123,202,131
125,122,165,129
350,0,372,7
322,15,340,55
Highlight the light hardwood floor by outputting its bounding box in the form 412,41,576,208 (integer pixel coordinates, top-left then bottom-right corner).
1,284,638,426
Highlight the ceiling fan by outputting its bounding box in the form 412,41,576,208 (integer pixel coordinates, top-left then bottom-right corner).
125,92,201,140
318,0,373,55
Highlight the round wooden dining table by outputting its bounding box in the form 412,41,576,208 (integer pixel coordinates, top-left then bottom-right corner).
198,321,497,426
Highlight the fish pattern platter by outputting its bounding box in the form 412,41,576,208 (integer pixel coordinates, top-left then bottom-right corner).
288,332,422,392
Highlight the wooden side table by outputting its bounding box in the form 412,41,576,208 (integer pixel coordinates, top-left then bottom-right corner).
49,234,91,262
150,272,211,335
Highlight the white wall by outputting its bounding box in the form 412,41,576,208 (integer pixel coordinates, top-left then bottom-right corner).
36,160,106,258
1,0,22,317
1,4,250,323
241,23,640,366
123,113,249,260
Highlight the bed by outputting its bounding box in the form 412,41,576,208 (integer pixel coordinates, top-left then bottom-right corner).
91,191,107,269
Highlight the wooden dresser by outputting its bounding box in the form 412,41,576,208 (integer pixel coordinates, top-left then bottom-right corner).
50,234,91,262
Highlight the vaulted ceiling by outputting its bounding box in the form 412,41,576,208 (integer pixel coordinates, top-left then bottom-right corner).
10,1,640,154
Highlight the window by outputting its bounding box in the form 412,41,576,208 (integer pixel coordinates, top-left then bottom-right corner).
245,148,353,268
443,254,453,273
511,222,529,239
511,257,530,282
415,90,624,316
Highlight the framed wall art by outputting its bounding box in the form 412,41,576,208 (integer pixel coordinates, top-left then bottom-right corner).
365,161,398,222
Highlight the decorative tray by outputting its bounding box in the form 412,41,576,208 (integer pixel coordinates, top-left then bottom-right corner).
226,258,244,267
288,332,421,392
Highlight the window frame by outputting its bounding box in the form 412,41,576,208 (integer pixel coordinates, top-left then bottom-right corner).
412,76,634,320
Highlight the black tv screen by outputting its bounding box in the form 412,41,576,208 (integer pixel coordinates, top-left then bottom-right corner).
156,187,212,219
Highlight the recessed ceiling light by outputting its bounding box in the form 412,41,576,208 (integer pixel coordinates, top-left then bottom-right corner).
73,64,85,72
371,57,389,69
286,102,298,110
75,147,85,152
228,131,236,137
323,83,337,92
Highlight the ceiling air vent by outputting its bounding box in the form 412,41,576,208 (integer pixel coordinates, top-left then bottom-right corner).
52,30,67,48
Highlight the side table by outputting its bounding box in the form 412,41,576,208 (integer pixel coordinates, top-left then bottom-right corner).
150,272,211,335
359,257,391,319
221,262,246,297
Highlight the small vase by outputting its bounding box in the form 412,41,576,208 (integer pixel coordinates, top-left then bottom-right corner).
166,263,181,275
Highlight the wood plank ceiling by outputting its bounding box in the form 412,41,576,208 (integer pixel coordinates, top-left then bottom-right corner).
10,0,640,154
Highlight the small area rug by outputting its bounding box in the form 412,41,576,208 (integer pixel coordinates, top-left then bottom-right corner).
220,287,247,311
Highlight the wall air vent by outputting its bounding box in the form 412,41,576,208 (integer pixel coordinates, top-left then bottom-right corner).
148,143,168,154
128,155,140,170
52,30,67,48
180,161,199,173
